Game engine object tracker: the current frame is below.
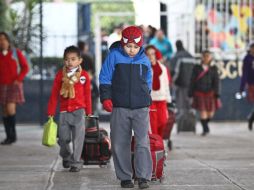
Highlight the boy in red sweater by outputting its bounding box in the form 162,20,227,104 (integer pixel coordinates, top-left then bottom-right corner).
47,46,92,172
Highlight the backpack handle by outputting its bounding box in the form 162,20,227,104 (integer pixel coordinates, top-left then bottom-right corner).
85,115,101,140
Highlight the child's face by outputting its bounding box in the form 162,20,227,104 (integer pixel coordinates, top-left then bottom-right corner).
146,48,156,65
123,43,140,57
0,35,10,51
202,53,212,65
64,52,82,69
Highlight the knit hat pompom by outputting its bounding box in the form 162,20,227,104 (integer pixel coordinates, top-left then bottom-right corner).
121,26,143,47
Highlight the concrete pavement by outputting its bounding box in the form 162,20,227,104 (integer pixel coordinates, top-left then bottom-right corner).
0,122,254,190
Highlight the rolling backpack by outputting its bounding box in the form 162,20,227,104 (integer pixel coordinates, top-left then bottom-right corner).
81,116,111,166
163,107,176,140
177,109,196,133
131,133,165,182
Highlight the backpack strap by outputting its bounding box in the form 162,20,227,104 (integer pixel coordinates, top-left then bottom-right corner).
12,48,21,73
195,67,209,82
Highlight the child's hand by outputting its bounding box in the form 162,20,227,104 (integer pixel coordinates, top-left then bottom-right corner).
103,99,113,112
13,80,21,85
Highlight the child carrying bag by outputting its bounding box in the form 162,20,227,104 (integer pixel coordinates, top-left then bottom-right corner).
42,116,58,147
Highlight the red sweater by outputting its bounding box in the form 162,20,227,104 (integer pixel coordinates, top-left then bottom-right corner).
0,49,29,84
47,69,92,116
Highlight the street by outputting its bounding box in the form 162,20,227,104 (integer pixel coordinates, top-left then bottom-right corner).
0,122,253,190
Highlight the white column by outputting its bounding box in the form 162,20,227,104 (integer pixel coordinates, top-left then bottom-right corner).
132,0,161,29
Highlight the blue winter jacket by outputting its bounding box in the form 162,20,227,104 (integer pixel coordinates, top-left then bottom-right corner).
99,46,152,109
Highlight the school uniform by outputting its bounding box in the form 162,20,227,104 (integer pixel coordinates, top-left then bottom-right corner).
0,49,29,104
47,68,92,168
189,64,220,112
0,48,29,144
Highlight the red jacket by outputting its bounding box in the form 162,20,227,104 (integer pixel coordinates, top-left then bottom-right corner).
0,49,29,84
47,69,92,116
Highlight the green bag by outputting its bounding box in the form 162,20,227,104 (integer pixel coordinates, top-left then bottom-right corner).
42,117,58,147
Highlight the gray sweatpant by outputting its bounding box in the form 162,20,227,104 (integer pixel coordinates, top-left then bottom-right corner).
58,109,85,168
110,107,152,181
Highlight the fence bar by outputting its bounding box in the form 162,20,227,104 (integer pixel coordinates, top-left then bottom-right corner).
39,0,44,125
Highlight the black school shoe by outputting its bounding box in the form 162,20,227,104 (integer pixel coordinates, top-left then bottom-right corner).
0,139,13,145
120,180,134,188
69,166,80,172
201,132,208,136
138,178,149,189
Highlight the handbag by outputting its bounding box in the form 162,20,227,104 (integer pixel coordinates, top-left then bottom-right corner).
42,116,58,147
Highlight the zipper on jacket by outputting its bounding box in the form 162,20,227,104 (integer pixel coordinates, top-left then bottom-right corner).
129,61,132,108
140,64,142,77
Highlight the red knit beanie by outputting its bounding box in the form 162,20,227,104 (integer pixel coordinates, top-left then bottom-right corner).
121,26,143,47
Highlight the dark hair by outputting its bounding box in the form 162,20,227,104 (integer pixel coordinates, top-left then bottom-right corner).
148,25,157,38
0,32,11,43
145,44,156,52
250,43,254,49
63,45,81,58
201,49,211,55
0,32,11,49
176,40,184,51
109,40,121,50
77,41,86,50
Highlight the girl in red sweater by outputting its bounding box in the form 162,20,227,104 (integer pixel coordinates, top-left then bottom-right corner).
0,32,29,145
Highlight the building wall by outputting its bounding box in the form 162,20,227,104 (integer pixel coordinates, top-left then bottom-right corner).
42,3,78,57
133,0,161,29
166,0,195,54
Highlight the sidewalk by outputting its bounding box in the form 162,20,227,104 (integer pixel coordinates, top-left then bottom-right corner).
0,122,254,190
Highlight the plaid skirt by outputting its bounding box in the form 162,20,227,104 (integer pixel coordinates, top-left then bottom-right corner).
192,91,219,112
247,84,254,103
0,83,25,105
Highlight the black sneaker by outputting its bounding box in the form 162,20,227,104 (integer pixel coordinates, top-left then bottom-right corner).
0,139,13,145
120,180,134,188
62,161,70,168
69,166,80,172
138,178,149,189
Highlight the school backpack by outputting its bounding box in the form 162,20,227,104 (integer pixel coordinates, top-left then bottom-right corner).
81,116,111,166
131,133,165,182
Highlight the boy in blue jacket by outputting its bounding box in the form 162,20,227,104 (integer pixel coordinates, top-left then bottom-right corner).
99,26,152,189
